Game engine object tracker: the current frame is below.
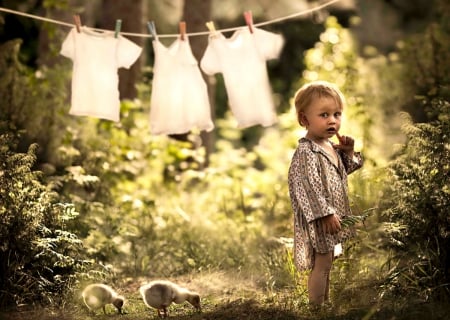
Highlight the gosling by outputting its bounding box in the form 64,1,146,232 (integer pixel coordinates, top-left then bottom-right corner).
140,280,201,318
81,283,124,315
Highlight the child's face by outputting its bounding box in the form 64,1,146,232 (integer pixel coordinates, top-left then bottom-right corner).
302,96,342,141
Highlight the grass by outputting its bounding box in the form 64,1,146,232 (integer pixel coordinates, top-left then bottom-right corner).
1,270,449,320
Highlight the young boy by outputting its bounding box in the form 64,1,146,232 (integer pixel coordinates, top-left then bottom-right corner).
288,80,363,306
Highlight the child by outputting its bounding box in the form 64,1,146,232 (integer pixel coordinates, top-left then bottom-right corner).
288,80,363,307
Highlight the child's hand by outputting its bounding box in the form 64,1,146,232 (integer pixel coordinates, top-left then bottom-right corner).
320,214,341,235
334,132,355,157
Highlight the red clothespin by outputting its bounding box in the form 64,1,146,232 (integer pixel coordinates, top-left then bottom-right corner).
73,14,81,33
243,11,254,33
179,21,186,41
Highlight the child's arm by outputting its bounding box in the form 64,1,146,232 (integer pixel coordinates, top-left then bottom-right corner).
333,132,363,174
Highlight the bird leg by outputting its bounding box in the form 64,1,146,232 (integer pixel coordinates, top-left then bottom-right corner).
156,308,169,318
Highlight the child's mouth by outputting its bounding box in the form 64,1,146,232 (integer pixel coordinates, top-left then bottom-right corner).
327,128,336,134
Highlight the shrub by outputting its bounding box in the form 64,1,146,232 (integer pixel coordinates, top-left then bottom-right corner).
0,38,89,309
0,129,87,308
379,1,450,301
381,99,450,300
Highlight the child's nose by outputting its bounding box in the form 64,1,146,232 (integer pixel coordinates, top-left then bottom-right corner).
329,115,339,123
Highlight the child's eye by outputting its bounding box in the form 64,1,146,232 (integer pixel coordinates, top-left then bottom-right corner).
320,113,329,118
335,112,342,117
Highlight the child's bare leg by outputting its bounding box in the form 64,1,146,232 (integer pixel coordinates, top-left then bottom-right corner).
324,273,330,302
308,251,333,305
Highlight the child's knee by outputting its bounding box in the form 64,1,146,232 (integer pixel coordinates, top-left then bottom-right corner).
313,252,333,273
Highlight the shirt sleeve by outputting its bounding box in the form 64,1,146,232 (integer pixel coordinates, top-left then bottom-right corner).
60,28,76,60
254,28,284,60
340,151,363,174
116,35,142,69
288,148,336,223
200,36,221,75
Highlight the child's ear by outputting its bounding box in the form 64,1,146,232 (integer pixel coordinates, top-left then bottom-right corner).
300,112,309,126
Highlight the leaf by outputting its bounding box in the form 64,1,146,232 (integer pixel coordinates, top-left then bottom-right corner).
341,208,375,228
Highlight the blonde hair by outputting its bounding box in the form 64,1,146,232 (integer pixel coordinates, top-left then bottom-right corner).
293,80,346,127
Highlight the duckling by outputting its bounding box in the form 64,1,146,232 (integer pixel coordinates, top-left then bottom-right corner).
81,283,124,315
140,280,201,318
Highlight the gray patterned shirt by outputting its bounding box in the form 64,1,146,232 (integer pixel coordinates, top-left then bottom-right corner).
288,138,363,270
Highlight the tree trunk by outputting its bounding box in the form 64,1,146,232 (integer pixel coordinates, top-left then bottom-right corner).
100,0,145,100
181,0,214,166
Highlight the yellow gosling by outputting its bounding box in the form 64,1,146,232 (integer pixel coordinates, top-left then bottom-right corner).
140,280,201,318
81,283,124,315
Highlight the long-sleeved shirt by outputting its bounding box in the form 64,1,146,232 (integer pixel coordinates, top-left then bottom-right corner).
288,137,363,270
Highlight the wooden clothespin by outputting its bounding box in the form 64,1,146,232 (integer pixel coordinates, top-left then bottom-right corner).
114,19,122,38
73,14,81,33
179,21,186,41
147,21,157,40
243,11,254,33
205,21,216,34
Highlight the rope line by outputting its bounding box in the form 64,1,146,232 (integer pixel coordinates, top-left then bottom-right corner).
0,0,341,38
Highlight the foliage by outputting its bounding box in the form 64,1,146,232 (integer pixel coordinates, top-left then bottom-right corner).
0,38,111,309
395,3,450,122
79,109,296,280
380,0,450,301
0,129,86,308
381,99,450,300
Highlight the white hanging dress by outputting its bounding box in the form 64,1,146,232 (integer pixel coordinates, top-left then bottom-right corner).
149,36,214,135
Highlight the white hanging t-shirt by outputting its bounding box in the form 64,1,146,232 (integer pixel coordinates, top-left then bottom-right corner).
149,36,214,135
200,27,284,128
60,27,142,122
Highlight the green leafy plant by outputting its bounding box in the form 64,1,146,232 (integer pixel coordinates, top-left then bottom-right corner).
0,130,87,308
381,99,450,300
379,2,450,300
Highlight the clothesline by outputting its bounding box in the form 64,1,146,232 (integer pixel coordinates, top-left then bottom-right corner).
0,0,341,38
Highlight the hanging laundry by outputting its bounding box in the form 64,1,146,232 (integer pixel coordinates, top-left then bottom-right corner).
60,26,142,122
149,36,214,135
200,27,284,128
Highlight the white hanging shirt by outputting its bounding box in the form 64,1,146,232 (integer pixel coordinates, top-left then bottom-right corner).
60,27,142,122
149,36,214,135
200,27,284,128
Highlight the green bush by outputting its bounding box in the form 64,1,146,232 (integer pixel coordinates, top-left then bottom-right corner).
380,3,450,299
381,99,450,300
0,37,97,309
0,130,87,308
